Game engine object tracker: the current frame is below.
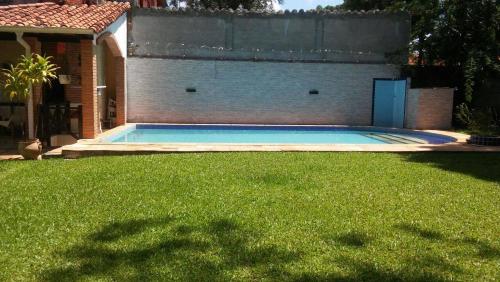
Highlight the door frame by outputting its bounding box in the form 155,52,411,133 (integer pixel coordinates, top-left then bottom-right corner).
371,78,409,127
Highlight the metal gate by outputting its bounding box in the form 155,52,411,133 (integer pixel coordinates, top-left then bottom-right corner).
372,79,407,128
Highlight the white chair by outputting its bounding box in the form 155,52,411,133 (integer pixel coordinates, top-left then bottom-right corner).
0,116,12,130
107,98,116,128
0,116,14,139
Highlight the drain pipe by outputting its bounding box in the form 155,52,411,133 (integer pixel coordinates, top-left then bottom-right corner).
15,32,35,139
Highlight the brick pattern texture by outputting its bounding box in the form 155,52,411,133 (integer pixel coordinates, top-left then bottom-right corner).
42,42,81,103
80,39,98,138
65,43,82,103
127,58,400,125
405,88,454,130
115,56,126,125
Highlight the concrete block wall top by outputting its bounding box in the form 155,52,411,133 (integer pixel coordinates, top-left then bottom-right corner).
128,8,411,64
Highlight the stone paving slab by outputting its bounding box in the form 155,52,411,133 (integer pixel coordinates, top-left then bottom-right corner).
60,125,500,158
0,147,63,161
62,141,500,159
5,125,500,159
0,153,23,160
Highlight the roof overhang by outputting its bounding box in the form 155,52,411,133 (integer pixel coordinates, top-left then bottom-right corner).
0,26,94,35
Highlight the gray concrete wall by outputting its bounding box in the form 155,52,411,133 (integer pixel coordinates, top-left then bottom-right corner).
127,57,400,125
129,9,410,64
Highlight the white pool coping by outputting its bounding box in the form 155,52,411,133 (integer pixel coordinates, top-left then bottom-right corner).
61,123,500,158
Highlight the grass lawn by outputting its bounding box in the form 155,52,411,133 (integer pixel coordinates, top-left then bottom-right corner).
0,152,499,281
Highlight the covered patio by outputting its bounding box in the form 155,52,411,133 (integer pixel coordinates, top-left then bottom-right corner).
0,1,129,148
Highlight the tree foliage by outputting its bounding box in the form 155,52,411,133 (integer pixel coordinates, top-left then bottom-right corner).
436,0,499,102
341,0,393,10
1,54,58,102
168,0,280,10
338,0,499,104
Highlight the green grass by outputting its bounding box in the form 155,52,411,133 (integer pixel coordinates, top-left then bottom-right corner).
1,152,499,281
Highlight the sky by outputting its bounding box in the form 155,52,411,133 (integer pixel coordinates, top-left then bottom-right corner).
279,0,343,10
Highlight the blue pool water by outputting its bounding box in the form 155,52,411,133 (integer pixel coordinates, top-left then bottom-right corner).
104,124,456,145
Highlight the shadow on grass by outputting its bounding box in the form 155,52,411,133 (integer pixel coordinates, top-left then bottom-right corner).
396,222,500,260
40,217,301,281
329,231,374,248
293,255,455,282
311,224,498,281
395,223,444,240
39,217,498,281
403,152,500,183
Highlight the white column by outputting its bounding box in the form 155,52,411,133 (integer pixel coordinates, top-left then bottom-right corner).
27,97,34,139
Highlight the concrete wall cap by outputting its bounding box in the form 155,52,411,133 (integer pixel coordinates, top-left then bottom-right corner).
133,6,409,17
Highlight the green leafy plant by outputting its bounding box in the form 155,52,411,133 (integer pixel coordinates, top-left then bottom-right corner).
455,103,500,136
2,54,58,102
455,103,474,127
1,54,58,139
2,64,30,101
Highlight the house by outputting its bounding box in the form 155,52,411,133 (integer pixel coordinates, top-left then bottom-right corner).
0,1,454,146
0,0,129,141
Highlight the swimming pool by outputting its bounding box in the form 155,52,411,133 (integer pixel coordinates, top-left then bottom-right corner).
101,124,456,145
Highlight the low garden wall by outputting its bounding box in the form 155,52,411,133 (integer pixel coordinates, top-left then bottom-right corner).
405,88,454,130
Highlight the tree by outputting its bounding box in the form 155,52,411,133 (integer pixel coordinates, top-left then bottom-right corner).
339,1,440,66
168,0,281,10
316,5,341,11
393,1,441,66
339,0,499,102
436,0,499,102
341,0,393,10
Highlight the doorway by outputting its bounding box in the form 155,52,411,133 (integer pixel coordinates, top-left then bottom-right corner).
372,79,407,128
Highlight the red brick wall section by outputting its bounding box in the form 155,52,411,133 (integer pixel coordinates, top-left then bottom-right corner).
115,56,126,125
80,39,98,139
42,42,81,103
64,43,82,103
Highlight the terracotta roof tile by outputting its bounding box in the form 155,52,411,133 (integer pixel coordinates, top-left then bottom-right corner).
0,2,130,33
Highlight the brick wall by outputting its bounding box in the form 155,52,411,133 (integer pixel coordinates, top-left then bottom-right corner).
405,88,454,130
115,56,126,125
127,58,399,125
65,43,82,103
42,42,81,103
80,40,98,138
104,44,116,101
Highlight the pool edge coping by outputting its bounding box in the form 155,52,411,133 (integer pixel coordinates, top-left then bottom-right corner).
97,123,468,143
59,123,500,158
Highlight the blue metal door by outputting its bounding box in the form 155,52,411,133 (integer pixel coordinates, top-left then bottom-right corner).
372,79,407,128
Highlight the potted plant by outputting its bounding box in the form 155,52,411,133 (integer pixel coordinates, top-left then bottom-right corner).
1,54,58,160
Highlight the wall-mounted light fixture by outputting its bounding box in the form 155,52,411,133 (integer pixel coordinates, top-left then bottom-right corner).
186,87,197,93
309,89,319,95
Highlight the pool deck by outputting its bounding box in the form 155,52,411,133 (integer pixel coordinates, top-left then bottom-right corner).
59,124,500,158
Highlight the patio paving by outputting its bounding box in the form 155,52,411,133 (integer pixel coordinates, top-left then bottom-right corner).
0,150,23,160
